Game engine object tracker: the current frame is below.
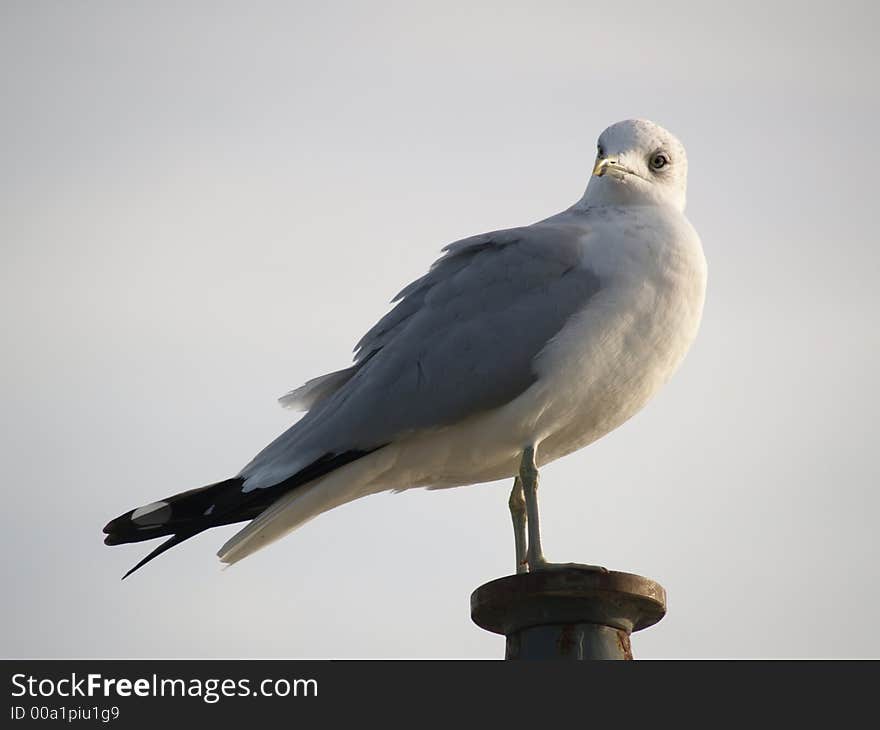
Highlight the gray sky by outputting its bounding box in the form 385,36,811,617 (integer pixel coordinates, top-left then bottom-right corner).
2,1,877,658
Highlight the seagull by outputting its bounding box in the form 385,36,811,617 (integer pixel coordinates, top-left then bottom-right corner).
103,119,707,579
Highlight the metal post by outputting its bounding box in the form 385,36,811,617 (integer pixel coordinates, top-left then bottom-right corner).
470,567,666,660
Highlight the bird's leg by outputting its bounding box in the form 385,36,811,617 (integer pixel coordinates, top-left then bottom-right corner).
508,477,528,574
518,445,608,574
519,445,547,570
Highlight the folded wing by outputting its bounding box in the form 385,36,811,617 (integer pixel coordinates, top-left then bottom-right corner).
240,221,602,491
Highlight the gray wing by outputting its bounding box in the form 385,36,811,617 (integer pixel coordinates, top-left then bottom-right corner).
242,221,600,483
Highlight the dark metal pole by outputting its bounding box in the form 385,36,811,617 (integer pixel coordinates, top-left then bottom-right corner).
470,567,666,660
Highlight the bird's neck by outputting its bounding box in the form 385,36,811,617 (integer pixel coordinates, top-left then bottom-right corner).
575,178,685,213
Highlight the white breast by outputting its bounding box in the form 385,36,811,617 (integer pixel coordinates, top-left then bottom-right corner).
532,205,707,463
370,205,706,491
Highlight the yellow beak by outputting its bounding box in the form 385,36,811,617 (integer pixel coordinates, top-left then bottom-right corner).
592,156,617,177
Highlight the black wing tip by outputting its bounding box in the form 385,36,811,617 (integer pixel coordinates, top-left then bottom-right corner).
103,510,133,535
119,531,199,580
108,458,385,580
102,518,176,546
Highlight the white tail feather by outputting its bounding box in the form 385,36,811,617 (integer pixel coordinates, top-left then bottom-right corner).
217,448,394,565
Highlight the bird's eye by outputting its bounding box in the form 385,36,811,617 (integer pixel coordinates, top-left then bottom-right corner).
597,145,604,158
649,152,670,171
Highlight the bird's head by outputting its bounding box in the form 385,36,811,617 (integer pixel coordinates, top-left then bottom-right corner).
583,119,688,212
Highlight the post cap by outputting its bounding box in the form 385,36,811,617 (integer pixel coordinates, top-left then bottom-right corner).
471,567,666,636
